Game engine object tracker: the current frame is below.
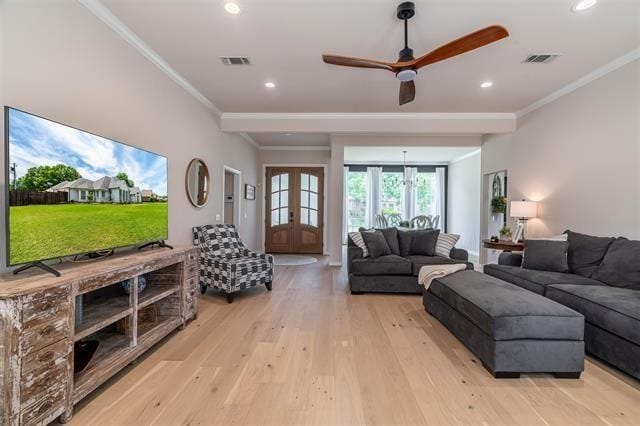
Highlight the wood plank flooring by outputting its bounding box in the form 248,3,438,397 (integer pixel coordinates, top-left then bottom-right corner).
68,257,640,425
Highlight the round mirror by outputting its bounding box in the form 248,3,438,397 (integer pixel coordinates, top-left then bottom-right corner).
185,158,210,208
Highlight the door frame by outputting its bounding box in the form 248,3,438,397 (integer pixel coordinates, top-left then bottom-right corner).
222,165,242,229
262,163,328,255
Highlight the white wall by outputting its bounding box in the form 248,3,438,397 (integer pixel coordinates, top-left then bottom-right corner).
482,59,640,240
0,1,260,272
447,151,481,257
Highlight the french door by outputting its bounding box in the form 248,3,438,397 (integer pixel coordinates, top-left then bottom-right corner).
265,167,324,254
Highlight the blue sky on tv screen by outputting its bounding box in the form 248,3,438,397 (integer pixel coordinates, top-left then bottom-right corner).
8,108,167,196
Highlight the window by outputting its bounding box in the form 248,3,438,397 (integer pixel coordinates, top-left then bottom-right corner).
270,173,289,226
80,190,86,201
300,173,319,227
380,171,403,216
415,171,437,216
346,170,367,232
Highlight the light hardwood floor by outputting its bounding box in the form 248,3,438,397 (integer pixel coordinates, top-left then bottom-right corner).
68,257,640,425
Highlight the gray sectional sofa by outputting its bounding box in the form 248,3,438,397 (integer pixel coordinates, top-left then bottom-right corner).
484,230,640,380
347,228,473,294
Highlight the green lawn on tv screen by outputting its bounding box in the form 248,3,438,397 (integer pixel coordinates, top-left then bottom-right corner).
9,203,168,265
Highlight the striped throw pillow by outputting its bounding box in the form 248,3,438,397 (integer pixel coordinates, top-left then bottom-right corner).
349,232,369,257
435,233,460,258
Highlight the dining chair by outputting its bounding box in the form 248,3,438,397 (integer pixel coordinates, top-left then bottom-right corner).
431,215,440,229
410,215,431,229
387,213,403,227
374,214,388,228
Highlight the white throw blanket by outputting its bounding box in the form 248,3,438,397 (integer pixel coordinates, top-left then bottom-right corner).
418,263,467,290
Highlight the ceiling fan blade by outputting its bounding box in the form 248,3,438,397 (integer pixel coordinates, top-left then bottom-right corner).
399,80,415,106
322,54,396,71
410,25,509,69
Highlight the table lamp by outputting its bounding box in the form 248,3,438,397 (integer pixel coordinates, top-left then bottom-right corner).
510,200,537,240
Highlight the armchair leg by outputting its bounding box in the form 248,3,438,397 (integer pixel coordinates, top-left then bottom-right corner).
265,281,272,291
226,292,235,304
200,284,207,294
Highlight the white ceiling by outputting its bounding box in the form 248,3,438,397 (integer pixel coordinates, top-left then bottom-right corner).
101,0,640,114
248,132,331,146
344,146,479,163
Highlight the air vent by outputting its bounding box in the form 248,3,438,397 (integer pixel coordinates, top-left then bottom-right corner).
523,54,561,64
220,56,251,65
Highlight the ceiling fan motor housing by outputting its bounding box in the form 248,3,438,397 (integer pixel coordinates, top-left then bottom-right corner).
397,2,415,20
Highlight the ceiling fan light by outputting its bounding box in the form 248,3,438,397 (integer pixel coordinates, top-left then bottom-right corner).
572,0,597,12
396,69,417,82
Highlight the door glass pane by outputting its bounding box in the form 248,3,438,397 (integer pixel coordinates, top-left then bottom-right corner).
310,192,318,210
301,191,309,208
380,172,403,216
310,175,318,193
271,192,280,209
416,172,437,216
280,190,289,207
301,173,309,190
271,175,280,193
271,209,280,226
346,171,367,232
281,173,289,190
280,208,288,224
300,207,309,225
310,209,318,227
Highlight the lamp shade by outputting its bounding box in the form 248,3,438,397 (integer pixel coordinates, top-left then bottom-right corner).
510,200,537,219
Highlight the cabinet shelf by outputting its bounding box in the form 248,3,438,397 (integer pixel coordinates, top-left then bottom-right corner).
75,296,132,341
138,286,178,309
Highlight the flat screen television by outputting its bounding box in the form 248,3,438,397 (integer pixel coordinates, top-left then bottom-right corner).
5,107,168,267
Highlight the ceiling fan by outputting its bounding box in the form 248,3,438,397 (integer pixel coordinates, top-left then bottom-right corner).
322,2,509,106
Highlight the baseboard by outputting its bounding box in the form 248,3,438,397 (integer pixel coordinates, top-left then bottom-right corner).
328,261,342,267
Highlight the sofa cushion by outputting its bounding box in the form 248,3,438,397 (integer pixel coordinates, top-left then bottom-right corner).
522,240,569,273
398,229,413,257
351,255,411,276
406,255,471,276
361,231,391,258
435,233,460,258
564,230,615,277
483,264,604,295
409,229,440,256
547,284,640,345
348,232,369,257
429,270,584,341
591,238,640,290
378,227,400,256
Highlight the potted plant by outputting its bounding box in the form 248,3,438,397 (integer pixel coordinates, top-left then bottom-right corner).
491,196,507,214
499,226,512,241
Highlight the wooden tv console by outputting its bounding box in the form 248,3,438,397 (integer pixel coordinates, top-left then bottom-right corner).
0,246,199,425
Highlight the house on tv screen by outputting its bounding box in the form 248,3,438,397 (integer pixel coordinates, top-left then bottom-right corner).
48,176,144,203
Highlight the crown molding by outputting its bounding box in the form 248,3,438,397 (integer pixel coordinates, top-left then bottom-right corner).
449,148,481,164
238,132,259,148
516,47,640,118
79,0,222,118
222,112,516,120
258,145,331,151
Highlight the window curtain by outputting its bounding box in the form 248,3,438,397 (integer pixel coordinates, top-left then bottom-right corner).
343,166,349,243
434,167,446,230
365,167,382,228
401,167,417,221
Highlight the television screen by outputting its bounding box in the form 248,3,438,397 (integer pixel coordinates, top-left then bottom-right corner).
5,107,168,266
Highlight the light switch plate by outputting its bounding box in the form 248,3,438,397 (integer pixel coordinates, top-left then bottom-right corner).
215,214,221,221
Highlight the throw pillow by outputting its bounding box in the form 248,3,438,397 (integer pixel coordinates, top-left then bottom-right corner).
361,231,392,258
522,240,569,273
377,227,400,256
409,229,441,256
435,233,460,258
398,229,413,257
348,232,369,257
592,238,640,290
564,230,615,277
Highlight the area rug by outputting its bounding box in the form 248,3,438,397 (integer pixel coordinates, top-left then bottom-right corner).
273,255,318,266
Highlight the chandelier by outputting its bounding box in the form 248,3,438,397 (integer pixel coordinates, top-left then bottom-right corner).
402,150,416,188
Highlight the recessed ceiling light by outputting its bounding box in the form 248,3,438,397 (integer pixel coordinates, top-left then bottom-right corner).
224,2,241,14
480,81,493,88
285,133,292,136
572,0,597,12
264,81,276,88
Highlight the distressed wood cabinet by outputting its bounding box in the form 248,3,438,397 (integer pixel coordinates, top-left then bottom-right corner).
0,246,199,425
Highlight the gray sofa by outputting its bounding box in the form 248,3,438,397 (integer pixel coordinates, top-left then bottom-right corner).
347,228,473,294
484,230,640,380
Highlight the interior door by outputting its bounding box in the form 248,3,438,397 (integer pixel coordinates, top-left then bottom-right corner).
265,167,324,254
